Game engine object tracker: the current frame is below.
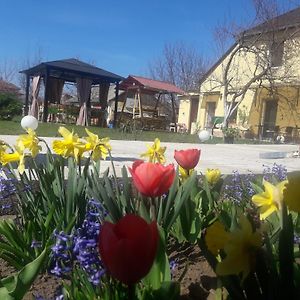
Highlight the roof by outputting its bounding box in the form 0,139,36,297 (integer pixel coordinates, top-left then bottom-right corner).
243,6,300,36
120,75,185,95
200,7,300,87
0,80,21,94
20,58,124,84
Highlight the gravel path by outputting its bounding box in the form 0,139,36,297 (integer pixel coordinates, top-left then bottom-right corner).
0,135,299,175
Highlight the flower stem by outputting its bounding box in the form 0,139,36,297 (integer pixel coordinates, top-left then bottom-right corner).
39,138,52,154
1,141,14,152
78,156,82,175
108,149,120,198
128,284,135,299
150,197,156,221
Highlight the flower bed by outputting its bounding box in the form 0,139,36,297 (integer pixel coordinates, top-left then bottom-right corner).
0,125,300,299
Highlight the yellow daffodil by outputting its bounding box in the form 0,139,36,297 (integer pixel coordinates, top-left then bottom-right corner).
205,168,221,185
140,138,166,164
84,128,112,161
252,180,287,220
283,171,300,213
1,146,25,174
206,215,262,280
16,128,41,157
179,165,193,180
0,140,7,161
216,215,262,280
205,221,230,255
52,127,86,162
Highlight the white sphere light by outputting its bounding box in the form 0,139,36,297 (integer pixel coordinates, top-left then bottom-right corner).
198,130,211,142
21,115,38,131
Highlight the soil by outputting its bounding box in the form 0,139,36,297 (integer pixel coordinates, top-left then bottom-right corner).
0,200,217,300
169,241,217,299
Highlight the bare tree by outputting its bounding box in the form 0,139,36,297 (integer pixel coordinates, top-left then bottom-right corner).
148,42,209,92
207,0,300,128
18,47,44,92
0,58,18,82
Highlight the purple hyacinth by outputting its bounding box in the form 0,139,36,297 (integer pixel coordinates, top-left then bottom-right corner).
50,199,107,285
169,259,178,279
0,168,17,200
73,200,106,285
223,170,256,205
50,231,74,277
263,163,287,183
294,234,300,245
31,240,43,248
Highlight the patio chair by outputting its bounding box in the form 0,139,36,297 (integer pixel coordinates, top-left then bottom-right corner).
283,126,294,143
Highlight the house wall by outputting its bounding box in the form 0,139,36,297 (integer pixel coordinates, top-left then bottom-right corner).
178,97,190,129
198,28,300,137
197,93,222,129
247,87,300,136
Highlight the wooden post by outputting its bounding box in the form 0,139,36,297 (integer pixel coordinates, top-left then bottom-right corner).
138,87,143,119
133,89,137,119
171,93,177,132
119,89,128,124
43,67,49,123
113,82,119,128
24,74,30,115
86,87,91,126
154,93,161,117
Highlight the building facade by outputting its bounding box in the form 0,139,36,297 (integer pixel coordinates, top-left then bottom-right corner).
194,7,300,141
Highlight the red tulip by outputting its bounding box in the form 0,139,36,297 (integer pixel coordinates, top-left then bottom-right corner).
174,149,201,170
99,214,158,285
128,160,175,197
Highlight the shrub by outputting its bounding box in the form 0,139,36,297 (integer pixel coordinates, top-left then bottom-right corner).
0,92,22,120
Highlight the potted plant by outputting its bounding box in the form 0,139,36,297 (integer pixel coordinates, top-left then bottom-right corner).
222,126,240,143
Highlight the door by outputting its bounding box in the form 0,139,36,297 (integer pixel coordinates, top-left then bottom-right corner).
189,97,199,131
263,100,278,138
205,102,216,128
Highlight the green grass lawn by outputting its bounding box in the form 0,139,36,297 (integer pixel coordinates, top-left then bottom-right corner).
0,119,270,144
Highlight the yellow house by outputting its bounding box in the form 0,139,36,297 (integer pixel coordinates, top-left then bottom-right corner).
177,93,200,133
194,7,300,141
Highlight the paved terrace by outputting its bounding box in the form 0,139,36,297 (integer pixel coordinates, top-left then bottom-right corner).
1,135,299,175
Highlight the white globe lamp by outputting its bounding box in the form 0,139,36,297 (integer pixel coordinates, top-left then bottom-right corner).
21,115,38,131
198,130,211,142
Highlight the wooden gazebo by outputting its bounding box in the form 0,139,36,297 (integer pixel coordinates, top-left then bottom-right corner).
20,58,123,126
118,75,185,130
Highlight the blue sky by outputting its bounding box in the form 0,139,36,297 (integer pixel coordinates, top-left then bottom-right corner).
0,0,297,78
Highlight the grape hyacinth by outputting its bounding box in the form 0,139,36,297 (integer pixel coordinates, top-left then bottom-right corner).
169,259,178,279
50,199,107,285
51,231,74,277
73,200,107,285
0,168,17,200
223,170,256,205
294,234,300,245
0,167,31,214
263,163,287,183
0,168,17,214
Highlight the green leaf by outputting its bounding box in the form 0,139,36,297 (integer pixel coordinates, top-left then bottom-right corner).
279,211,295,297
142,282,180,300
143,227,170,289
0,248,47,299
0,288,13,300
166,173,197,232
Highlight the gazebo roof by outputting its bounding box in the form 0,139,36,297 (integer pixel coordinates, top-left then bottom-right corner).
120,75,186,95
20,58,124,84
